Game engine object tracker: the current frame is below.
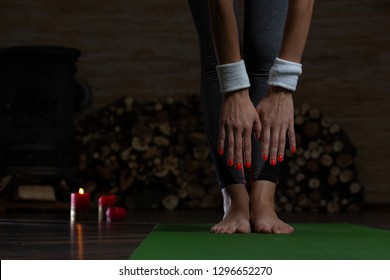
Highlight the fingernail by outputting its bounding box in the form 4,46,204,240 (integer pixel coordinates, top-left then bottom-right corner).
236,162,242,170
245,161,251,168
218,149,223,156
228,159,233,166
278,155,283,162
291,146,296,153
270,159,277,166
263,154,268,161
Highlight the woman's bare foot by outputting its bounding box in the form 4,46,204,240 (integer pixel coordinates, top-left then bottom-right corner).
211,184,251,234
250,180,294,234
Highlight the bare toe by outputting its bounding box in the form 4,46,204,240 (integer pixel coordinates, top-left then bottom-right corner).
254,224,273,234
251,208,294,234
273,224,294,234
211,207,250,234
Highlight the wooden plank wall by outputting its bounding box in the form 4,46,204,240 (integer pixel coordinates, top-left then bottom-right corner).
0,0,389,204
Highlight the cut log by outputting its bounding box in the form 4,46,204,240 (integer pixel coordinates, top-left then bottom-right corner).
159,122,173,136
309,107,321,120
297,194,311,207
320,154,333,167
333,140,344,152
162,194,179,210
132,137,149,151
339,169,354,184
193,146,210,160
349,182,362,194
308,178,320,189
329,123,341,134
320,116,332,128
330,166,341,175
327,175,338,186
336,153,354,168
153,136,170,146
326,201,340,213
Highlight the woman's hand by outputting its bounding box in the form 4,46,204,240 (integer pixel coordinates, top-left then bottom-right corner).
219,89,261,170
256,86,296,166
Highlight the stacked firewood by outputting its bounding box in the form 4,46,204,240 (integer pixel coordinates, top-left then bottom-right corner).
75,94,221,210
277,103,363,213
74,95,363,212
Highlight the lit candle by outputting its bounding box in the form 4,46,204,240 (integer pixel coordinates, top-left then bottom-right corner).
70,188,90,222
98,195,116,222
106,207,126,222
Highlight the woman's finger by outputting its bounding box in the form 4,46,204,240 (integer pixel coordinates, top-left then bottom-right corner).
227,127,235,167
218,124,226,156
234,129,243,170
277,126,287,163
261,123,271,163
253,113,262,141
269,126,280,166
287,121,297,153
243,129,252,169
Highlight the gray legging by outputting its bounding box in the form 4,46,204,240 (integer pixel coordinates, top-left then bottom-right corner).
188,0,288,188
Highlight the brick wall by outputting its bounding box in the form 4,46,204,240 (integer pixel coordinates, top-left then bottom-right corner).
1,0,389,204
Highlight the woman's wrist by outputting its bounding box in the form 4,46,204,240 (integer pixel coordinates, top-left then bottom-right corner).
216,60,250,94
268,85,293,94
267,57,302,92
224,88,250,102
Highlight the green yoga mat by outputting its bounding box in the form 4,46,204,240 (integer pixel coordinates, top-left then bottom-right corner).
130,223,390,260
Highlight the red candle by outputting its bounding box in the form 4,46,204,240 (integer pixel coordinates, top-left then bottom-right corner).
70,188,90,222
106,207,126,222
98,195,116,222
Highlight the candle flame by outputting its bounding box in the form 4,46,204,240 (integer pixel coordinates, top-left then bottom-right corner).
79,188,84,195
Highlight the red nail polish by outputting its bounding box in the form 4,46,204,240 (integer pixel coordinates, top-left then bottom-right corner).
218,149,223,156
263,154,268,161
228,159,233,166
245,161,251,168
270,159,276,166
278,155,283,162
291,146,296,153
236,163,242,170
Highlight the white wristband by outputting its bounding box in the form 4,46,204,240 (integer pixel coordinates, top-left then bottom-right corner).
267,57,302,92
216,60,250,94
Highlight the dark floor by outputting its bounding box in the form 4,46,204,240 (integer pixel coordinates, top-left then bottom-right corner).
1,209,389,260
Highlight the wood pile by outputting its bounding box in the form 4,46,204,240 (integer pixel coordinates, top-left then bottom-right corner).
74,94,221,210
74,95,363,212
277,103,363,213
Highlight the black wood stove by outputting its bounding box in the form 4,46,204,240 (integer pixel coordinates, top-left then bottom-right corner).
0,46,80,179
